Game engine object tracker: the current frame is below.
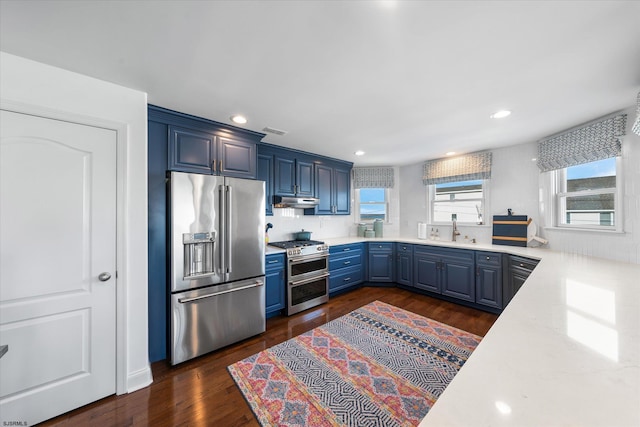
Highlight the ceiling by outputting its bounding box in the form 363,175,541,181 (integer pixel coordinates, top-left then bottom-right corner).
1,1,639,166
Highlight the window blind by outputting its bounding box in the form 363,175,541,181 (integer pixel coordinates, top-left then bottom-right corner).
352,167,394,188
422,151,492,185
537,113,627,172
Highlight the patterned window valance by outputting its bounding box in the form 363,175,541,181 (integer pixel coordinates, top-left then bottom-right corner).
537,113,626,172
422,151,492,185
633,92,640,136
352,167,395,188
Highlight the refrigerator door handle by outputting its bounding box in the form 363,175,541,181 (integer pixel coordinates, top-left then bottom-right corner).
178,280,264,304
226,184,233,274
218,184,225,276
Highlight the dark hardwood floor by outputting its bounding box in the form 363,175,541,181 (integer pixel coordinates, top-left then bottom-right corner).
39,287,498,426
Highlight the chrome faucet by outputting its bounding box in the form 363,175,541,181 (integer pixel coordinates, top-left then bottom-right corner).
452,219,460,242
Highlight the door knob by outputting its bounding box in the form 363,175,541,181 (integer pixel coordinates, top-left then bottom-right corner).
98,272,112,282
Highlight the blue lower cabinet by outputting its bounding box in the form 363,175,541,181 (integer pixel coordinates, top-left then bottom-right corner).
413,246,475,301
265,253,285,317
395,243,413,286
329,265,364,293
475,251,503,309
413,250,440,292
329,243,364,294
367,242,395,282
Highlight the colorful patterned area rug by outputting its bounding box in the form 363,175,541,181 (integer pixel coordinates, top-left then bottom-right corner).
228,300,482,426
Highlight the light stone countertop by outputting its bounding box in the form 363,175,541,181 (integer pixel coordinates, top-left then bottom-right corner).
318,237,639,427
264,236,639,426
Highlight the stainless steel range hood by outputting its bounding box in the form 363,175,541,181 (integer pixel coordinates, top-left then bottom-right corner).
272,196,320,209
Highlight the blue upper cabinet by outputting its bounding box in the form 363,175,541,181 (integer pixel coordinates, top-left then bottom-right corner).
309,160,351,215
257,153,274,216
258,143,352,216
218,136,257,178
151,105,263,178
273,150,314,197
314,163,333,215
168,126,217,174
334,165,350,215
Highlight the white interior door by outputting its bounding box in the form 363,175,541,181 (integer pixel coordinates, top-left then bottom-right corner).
0,110,117,425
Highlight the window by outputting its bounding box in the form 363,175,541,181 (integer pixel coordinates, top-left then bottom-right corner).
429,179,485,224
555,158,619,229
357,188,388,222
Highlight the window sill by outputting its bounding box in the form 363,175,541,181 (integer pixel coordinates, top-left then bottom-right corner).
543,226,625,235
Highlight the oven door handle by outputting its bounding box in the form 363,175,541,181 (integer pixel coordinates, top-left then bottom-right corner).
288,254,329,264
290,272,330,287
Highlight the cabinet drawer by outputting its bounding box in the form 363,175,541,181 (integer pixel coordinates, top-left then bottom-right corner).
395,243,413,254
265,253,285,271
476,251,502,267
368,242,394,252
329,251,363,271
329,243,364,255
510,255,539,272
329,265,364,292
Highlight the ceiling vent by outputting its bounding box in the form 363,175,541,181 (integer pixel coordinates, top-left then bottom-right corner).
262,126,288,136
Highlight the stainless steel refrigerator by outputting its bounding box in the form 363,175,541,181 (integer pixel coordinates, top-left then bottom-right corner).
168,171,266,365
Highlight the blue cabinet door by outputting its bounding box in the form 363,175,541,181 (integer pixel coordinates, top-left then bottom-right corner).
334,166,350,215
296,158,315,197
218,136,256,179
441,257,475,302
368,243,395,282
476,265,502,309
274,154,296,196
265,254,285,316
368,252,394,282
414,252,440,292
476,251,503,309
314,163,333,215
396,244,413,286
257,153,274,216
168,125,216,173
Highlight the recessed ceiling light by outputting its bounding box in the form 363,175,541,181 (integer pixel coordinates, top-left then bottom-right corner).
230,115,247,124
490,110,511,119
446,151,456,156
354,150,365,156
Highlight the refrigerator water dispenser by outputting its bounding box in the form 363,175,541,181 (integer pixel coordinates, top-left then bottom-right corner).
182,231,216,278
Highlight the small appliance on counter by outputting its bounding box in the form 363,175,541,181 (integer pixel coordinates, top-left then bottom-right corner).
268,238,329,315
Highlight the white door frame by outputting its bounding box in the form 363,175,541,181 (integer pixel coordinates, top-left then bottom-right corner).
1,99,132,395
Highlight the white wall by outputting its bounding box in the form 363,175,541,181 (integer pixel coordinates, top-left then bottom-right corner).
0,52,151,392
399,106,640,264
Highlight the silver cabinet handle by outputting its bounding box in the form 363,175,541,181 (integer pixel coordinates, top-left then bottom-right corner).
0,344,8,359
98,272,111,282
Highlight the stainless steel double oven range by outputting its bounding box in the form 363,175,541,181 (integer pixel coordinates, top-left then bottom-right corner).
268,240,329,315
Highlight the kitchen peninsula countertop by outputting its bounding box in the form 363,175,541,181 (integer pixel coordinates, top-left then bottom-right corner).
321,236,640,427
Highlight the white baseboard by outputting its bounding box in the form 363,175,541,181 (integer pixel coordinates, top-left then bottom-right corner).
125,365,153,394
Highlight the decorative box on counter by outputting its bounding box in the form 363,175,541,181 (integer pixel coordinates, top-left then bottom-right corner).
492,215,531,247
